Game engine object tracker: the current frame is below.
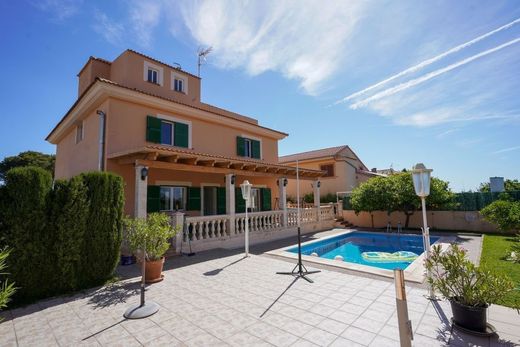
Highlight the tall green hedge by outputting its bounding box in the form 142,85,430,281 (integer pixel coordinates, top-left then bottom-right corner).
1,168,124,303
80,172,124,286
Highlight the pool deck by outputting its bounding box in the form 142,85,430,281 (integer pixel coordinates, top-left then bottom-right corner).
1,229,516,347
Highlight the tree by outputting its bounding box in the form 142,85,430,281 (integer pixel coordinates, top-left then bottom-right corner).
479,179,520,192
481,200,520,233
351,173,455,228
350,176,393,227
0,151,55,182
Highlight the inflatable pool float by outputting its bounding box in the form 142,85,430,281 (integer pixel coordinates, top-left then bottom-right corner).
361,251,418,263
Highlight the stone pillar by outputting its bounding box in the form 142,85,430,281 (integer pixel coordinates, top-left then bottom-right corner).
314,180,321,221
225,174,236,235
173,212,184,254
134,165,148,218
278,178,288,226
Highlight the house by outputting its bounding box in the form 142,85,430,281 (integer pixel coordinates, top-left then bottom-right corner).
279,145,381,203
46,50,334,251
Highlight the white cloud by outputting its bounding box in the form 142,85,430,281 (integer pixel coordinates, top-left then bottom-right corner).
33,0,83,21
166,1,369,95
129,0,161,48
337,17,520,104
492,145,520,154
93,11,124,46
350,37,520,110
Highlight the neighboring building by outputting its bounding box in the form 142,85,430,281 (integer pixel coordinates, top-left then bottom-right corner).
46,49,324,219
279,145,382,200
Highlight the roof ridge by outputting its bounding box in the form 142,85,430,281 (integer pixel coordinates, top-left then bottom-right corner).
279,145,348,158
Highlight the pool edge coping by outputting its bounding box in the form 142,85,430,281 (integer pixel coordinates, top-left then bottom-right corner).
265,228,456,283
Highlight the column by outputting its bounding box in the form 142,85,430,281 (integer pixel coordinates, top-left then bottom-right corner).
278,178,288,227
225,174,236,235
173,212,184,254
314,180,321,221
134,165,148,218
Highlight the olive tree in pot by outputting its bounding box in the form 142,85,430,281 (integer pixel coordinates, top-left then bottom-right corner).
425,244,518,333
124,213,178,283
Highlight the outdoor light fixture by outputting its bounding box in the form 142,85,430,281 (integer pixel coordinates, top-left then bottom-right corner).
140,167,149,181
283,178,288,187
240,180,252,257
231,174,236,185
411,163,435,299
317,181,321,188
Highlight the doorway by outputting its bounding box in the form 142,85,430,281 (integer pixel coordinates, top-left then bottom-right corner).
203,186,217,216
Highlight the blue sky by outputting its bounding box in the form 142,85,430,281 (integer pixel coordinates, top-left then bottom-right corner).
1,0,519,191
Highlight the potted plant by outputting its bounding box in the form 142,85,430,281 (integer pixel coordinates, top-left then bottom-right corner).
124,213,178,283
425,244,517,333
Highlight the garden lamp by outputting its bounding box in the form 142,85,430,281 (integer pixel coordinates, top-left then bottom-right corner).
240,180,252,257
411,163,435,299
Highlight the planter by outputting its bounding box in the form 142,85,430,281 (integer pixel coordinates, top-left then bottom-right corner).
450,298,488,333
144,257,165,284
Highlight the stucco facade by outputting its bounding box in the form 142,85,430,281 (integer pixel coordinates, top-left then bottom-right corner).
279,145,379,200
48,50,323,217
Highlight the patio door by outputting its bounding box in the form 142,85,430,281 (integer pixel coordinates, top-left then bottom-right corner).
203,187,226,215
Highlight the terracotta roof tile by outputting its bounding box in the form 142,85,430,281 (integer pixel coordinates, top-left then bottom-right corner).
279,145,348,163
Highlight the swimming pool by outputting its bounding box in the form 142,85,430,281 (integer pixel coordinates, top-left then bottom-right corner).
287,231,440,270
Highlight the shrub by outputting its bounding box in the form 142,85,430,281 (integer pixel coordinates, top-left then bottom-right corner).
80,172,124,286
124,213,177,261
0,248,16,316
47,177,88,291
425,244,517,308
480,200,520,233
2,167,53,301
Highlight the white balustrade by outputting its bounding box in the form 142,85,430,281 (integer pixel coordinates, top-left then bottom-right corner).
319,205,335,220
185,215,230,241
235,211,284,234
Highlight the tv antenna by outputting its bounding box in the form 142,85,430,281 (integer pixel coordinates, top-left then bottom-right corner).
172,62,182,70
197,46,213,77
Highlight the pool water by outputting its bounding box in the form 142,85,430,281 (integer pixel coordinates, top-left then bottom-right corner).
288,232,440,270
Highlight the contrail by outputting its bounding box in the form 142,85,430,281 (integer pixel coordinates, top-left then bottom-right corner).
492,145,520,154
351,37,520,109
336,17,520,105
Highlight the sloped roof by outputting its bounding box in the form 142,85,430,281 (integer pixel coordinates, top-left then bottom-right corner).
279,145,348,163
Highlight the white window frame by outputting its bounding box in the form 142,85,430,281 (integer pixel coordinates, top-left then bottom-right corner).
157,114,192,148
143,61,164,86
241,134,262,159
75,121,84,144
171,72,188,94
159,186,187,211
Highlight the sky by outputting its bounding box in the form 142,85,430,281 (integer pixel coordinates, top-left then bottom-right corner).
1,0,519,191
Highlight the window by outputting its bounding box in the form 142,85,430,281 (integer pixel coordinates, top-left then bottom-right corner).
174,78,184,92
160,186,187,211
237,136,260,159
75,121,84,144
320,164,335,177
160,121,173,145
147,68,159,84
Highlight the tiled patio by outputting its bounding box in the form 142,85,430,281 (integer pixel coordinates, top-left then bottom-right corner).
1,248,518,347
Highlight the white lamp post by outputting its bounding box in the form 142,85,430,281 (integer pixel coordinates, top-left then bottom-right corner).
411,163,434,299
240,180,252,257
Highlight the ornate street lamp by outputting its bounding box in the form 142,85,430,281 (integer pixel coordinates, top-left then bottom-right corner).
411,163,434,299
240,180,252,257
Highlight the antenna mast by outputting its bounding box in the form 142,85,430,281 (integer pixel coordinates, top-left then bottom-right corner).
197,46,213,77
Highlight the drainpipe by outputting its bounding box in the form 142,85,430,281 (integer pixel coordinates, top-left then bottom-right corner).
96,110,106,171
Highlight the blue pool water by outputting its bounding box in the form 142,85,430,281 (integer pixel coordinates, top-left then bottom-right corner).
288,232,440,270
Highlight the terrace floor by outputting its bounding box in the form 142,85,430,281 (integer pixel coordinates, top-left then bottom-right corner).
0,231,518,347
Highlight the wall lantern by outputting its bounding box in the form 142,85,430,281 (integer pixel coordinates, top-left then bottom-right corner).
140,167,149,181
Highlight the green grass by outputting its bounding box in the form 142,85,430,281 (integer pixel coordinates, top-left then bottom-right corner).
480,234,520,308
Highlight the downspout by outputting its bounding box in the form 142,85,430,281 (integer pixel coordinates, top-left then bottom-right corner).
96,110,106,171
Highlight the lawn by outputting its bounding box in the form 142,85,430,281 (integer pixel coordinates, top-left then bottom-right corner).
480,234,520,308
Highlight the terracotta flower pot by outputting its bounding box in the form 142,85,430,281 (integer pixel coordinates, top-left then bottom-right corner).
144,257,165,283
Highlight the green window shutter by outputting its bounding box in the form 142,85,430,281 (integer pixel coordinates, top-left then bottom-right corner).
235,188,245,213
236,136,245,156
187,187,201,211
217,187,226,215
174,122,189,148
146,115,161,143
147,185,160,213
252,140,261,159
261,188,272,211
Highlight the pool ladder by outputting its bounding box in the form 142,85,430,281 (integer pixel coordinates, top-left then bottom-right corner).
386,222,402,234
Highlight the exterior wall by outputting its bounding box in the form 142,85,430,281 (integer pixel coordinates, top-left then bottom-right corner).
110,51,201,105
78,59,111,96
342,210,499,233
106,98,279,162
54,100,108,179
